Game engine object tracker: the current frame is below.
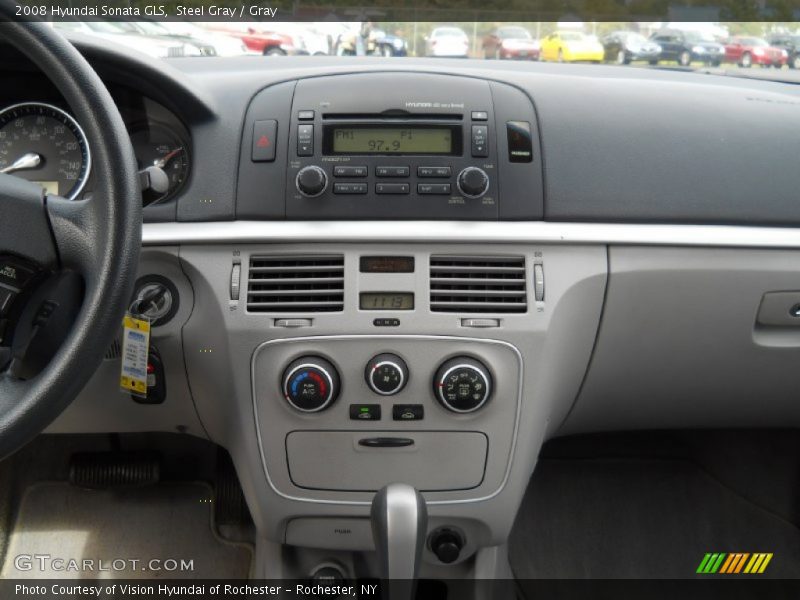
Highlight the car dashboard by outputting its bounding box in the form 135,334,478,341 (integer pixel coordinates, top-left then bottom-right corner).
3,34,800,579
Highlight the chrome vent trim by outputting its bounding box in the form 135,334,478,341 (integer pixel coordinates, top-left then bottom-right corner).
247,255,344,313
430,255,527,313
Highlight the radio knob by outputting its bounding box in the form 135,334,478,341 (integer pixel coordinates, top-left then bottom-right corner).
296,165,328,198
282,356,340,412
456,167,490,199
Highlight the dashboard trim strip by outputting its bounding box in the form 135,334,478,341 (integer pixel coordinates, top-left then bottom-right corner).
144,221,800,249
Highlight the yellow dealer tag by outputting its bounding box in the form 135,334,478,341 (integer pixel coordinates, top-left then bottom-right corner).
120,313,150,397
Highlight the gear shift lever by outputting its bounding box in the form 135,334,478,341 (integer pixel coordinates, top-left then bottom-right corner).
371,483,427,600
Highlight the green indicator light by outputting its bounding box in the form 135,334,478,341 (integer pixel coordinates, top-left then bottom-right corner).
360,407,370,413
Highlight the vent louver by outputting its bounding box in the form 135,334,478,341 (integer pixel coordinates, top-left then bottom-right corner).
247,255,344,313
430,255,527,313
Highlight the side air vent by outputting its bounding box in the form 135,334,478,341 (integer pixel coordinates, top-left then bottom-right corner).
247,255,344,313
430,255,527,313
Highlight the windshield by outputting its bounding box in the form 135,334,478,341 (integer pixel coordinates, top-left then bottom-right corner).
52,19,800,83
684,31,717,43
499,27,532,39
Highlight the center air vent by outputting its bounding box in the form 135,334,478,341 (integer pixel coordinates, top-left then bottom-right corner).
247,255,344,313
430,255,527,313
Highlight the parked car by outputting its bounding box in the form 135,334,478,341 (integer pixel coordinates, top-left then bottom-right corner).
123,21,218,56
368,28,408,57
724,36,787,68
482,26,539,60
265,24,330,56
540,31,604,63
601,31,661,64
203,22,307,56
147,21,252,57
425,26,470,58
767,34,800,69
52,20,189,58
650,29,725,66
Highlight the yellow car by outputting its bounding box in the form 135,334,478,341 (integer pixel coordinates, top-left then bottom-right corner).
540,31,605,62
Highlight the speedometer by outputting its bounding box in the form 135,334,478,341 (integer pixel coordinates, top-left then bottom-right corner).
0,102,91,200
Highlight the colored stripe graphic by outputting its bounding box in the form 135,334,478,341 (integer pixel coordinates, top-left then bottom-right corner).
699,552,773,574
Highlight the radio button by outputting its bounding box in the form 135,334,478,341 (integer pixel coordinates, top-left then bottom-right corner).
471,125,489,158
418,183,451,195
297,110,315,120
334,182,368,194
417,166,451,178
297,124,314,157
334,166,368,177
376,166,410,177
376,183,410,195
471,111,489,121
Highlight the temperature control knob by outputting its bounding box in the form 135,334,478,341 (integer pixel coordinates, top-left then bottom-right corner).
365,353,408,396
282,356,340,412
433,357,492,413
296,165,328,197
456,167,489,199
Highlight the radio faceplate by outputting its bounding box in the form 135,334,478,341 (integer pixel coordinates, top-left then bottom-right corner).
236,72,543,220
286,74,499,220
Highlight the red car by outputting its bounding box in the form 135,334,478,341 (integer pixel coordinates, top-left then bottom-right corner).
204,23,306,56
483,26,540,60
724,36,787,68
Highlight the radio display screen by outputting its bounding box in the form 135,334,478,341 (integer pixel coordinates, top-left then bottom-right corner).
324,125,460,155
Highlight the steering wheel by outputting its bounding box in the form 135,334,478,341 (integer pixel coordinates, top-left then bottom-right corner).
0,15,141,458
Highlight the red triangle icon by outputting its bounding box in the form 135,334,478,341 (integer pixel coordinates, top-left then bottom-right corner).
256,134,270,148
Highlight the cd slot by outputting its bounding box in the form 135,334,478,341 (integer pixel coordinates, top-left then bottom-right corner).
322,113,462,121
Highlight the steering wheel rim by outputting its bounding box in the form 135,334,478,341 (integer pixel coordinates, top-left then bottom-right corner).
0,14,141,458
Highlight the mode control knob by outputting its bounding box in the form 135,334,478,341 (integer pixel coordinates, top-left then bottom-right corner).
296,165,328,198
433,357,492,413
282,356,340,412
456,167,489,199
365,353,408,396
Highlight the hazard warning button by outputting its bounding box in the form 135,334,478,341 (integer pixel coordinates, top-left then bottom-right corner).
252,120,277,162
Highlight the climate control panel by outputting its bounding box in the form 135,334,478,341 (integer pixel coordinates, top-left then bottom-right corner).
280,352,493,417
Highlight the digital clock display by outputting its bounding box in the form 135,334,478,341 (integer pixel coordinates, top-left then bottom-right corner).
359,292,414,311
327,126,457,155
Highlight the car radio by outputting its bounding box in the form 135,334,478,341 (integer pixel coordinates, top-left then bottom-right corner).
237,72,543,221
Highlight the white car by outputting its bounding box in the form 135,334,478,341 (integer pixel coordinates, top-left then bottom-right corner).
425,26,470,58
52,21,188,58
140,21,253,57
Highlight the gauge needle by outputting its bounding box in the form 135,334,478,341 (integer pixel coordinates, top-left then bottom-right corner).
153,148,182,169
1,152,42,174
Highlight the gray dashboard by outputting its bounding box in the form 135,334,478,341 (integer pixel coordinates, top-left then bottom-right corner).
6,35,800,572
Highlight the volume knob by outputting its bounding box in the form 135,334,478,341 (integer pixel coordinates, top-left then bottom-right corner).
296,165,328,198
456,167,489,199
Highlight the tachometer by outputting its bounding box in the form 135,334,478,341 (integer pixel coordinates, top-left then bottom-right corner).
0,102,91,200
130,122,190,205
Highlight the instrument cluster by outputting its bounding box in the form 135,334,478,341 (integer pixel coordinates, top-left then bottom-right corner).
0,87,190,206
